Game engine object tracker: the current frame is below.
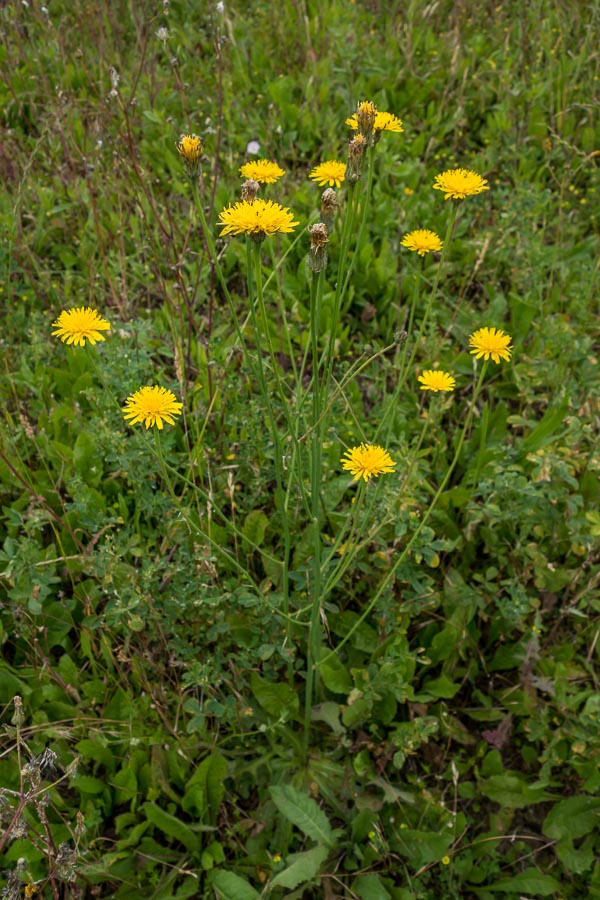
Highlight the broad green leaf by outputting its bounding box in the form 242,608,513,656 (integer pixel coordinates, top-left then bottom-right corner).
320,656,352,694
270,784,335,847
520,398,569,454
543,795,600,840
212,871,260,900
479,774,555,808
142,801,200,854
483,868,562,894
250,672,299,719
182,753,227,824
270,844,329,889
352,873,393,900
242,509,269,550
420,674,460,699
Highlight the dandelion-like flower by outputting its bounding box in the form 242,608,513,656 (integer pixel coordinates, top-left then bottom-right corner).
433,168,489,200
309,160,347,188
122,386,183,430
177,134,203,177
469,327,513,364
341,443,396,483
401,229,443,256
52,307,111,347
239,159,285,184
346,110,404,135
418,370,456,392
218,198,299,240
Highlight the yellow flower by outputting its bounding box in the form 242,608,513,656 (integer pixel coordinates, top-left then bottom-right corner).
239,159,285,184
469,327,513,363
341,443,396,483
401,229,443,256
433,168,489,200
309,160,347,188
441,855,451,866
177,134,203,163
52,307,111,347
218,199,299,239
122,386,183,430
418,370,456,392
346,110,404,134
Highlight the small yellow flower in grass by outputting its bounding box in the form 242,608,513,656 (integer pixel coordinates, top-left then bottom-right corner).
122,386,183,430
346,110,404,135
433,168,489,200
469,326,513,364
401,229,443,256
177,134,203,177
239,159,285,184
218,198,299,240
418,370,456,392
441,855,451,866
341,443,396,483
52,307,111,347
309,160,347,188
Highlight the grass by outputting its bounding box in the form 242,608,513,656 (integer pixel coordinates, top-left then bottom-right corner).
1,0,599,897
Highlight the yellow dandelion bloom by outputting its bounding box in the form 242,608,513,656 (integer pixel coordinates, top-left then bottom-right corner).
433,168,489,200
341,443,396,483
401,229,443,256
309,160,347,188
176,134,203,163
418,370,456,392
218,199,299,238
52,307,111,347
122,386,183,430
469,327,513,363
346,111,404,134
239,159,285,184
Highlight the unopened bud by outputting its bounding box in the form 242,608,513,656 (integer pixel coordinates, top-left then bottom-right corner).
356,100,376,141
176,133,203,179
241,178,260,201
307,223,329,273
345,134,367,184
320,188,337,230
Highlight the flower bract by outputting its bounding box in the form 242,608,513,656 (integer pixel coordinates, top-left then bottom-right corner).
418,370,456,392
433,168,489,200
309,160,347,188
341,443,396,483
401,229,443,256
122,386,183,430
239,159,285,184
51,307,111,347
469,327,513,363
218,199,299,238
346,111,404,134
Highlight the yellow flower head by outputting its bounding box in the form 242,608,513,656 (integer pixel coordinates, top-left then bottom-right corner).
122,386,183,430
346,110,404,135
309,160,347,188
469,327,513,363
417,370,456,392
341,443,396,483
239,159,285,184
177,134,203,163
401,229,443,256
52,307,111,347
433,168,489,200
218,199,299,239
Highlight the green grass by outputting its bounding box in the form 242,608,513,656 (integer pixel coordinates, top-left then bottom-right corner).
1,1,599,897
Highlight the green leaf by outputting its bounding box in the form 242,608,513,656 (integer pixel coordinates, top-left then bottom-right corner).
479,774,555,809
543,795,600,840
352,873,393,900
250,672,299,719
270,844,330,889
270,784,335,847
520,398,570,454
483,868,562,894
320,656,352,694
182,753,227,824
212,871,260,900
242,509,269,550
142,802,200,854
420,674,460,699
